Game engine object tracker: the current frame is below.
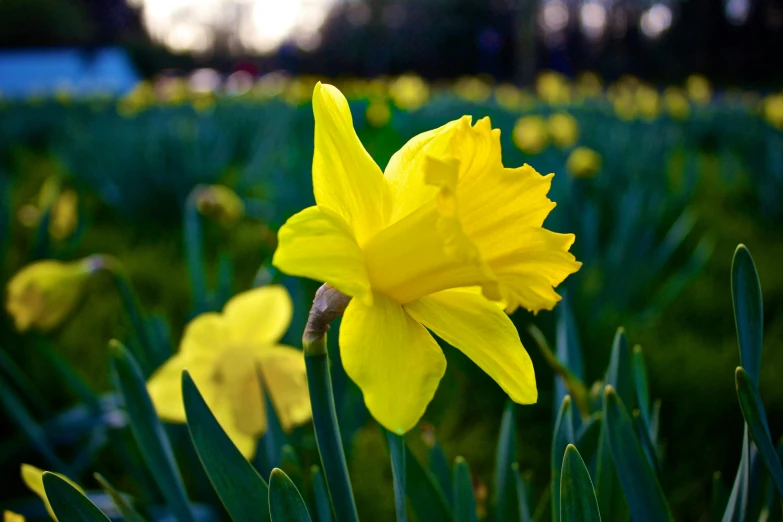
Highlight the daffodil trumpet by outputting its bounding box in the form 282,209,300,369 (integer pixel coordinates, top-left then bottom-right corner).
302,284,359,522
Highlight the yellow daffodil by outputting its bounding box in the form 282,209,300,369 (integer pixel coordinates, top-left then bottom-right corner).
686,74,711,105
147,285,311,458
566,147,602,178
494,84,534,111
273,83,580,434
536,71,570,104
21,464,82,521
16,178,78,240
194,184,245,227
117,81,155,117
389,75,429,111
663,87,690,120
635,85,661,120
547,113,579,148
763,94,783,130
454,76,492,103
366,100,392,128
576,72,603,99
513,115,549,155
6,257,101,332
4,511,24,522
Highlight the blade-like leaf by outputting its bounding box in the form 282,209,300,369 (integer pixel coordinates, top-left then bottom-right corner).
453,457,478,522
605,329,633,409
310,466,333,522
406,443,452,522
269,468,312,522
387,430,408,522
182,371,270,522
552,396,575,522
604,386,673,522
425,432,452,506
735,367,783,496
711,472,728,520
109,341,195,522
722,426,750,522
494,400,518,522
631,346,650,428
560,445,601,522
555,294,584,431
94,473,146,522
731,244,763,387
43,473,111,522
512,463,532,522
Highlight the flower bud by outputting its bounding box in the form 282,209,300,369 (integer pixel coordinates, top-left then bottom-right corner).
566,147,602,178
194,184,245,227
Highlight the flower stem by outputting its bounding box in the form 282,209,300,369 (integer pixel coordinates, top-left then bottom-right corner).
303,284,358,522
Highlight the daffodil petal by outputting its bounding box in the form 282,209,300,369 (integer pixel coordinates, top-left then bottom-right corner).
273,205,373,304
384,117,466,223
257,345,311,432
404,288,537,404
312,82,389,245
339,294,446,434
223,285,292,347
147,351,217,423
180,312,230,355
21,464,83,521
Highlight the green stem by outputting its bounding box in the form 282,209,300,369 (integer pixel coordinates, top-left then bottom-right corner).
304,336,360,522
184,188,209,313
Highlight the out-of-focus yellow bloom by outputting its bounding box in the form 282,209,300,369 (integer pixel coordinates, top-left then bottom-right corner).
156,77,189,105
191,93,216,113
635,85,660,120
366,99,392,127
4,511,24,522
147,285,310,458
117,81,155,117
194,184,245,227
21,464,83,521
537,71,570,104
284,77,320,106
663,87,690,120
273,83,580,433
454,76,492,103
513,115,549,154
576,72,603,99
547,113,579,148
763,94,783,129
253,72,290,101
6,257,100,332
17,178,79,240
686,74,712,105
566,147,602,178
494,84,524,111
612,89,637,121
389,74,429,111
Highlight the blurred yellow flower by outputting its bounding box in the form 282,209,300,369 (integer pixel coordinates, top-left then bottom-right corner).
6,257,100,332
191,93,216,113
763,94,783,130
566,147,602,178
21,464,82,521
389,74,429,111
366,100,392,127
513,115,549,154
576,72,603,99
4,511,24,522
454,76,492,103
663,87,691,120
635,85,661,120
612,90,637,121
547,112,579,148
147,285,311,458
686,74,712,105
17,178,79,240
536,71,570,104
494,84,534,111
194,184,245,227
117,81,155,117
273,83,580,434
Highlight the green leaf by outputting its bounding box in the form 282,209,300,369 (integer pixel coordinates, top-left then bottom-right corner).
555,294,585,430
281,444,304,491
427,436,453,506
310,466,333,522
511,463,532,522
406,443,453,522
453,457,478,522
93,473,146,522
182,370,270,522
605,328,633,409
552,396,575,522
493,400,518,522
722,426,750,522
735,367,783,496
575,414,601,464
731,244,763,386
387,430,408,522
560,445,601,522
43,472,111,522
631,345,650,428
109,341,195,522
603,386,673,521
269,468,312,522
710,471,728,520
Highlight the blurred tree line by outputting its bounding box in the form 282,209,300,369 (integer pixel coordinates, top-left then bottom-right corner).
0,0,782,86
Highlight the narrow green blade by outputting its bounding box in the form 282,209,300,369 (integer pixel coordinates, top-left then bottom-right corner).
735,367,783,496
109,341,195,522
453,457,478,522
560,445,601,522
269,468,312,522
722,426,750,522
631,345,651,428
494,401,518,522
731,245,763,386
387,430,408,522
512,463,532,522
603,387,673,521
552,396,575,522
406,443,452,522
310,466,333,522
43,473,111,522
94,473,146,522
182,371,270,522
605,329,633,409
